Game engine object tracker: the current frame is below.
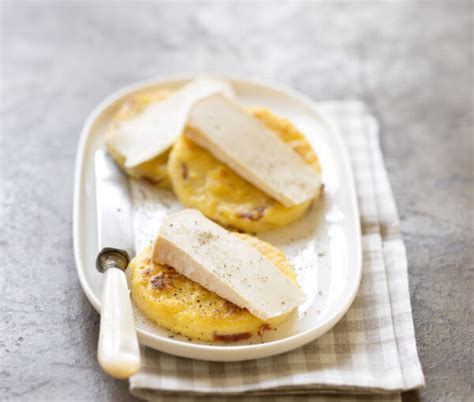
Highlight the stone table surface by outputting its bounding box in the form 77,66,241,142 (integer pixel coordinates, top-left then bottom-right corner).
1,1,472,401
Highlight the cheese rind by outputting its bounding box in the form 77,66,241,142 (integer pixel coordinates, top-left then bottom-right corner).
186,94,321,207
152,209,306,320
107,79,235,168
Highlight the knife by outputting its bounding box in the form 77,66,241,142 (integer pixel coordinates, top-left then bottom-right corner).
94,150,141,379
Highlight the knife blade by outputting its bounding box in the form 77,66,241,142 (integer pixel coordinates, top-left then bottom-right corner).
94,149,140,379
95,150,135,258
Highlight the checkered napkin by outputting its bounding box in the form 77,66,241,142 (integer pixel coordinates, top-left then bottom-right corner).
129,101,425,402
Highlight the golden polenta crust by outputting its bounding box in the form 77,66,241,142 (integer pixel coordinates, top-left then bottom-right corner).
168,108,322,232
106,89,173,188
130,233,298,342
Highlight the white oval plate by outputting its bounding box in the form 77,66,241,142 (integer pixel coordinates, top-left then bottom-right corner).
73,75,362,362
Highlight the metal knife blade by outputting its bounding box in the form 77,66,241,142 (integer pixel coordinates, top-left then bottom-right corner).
95,150,135,259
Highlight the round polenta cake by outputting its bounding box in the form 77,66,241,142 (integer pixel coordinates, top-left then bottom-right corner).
130,233,299,342
168,108,322,232
106,89,173,188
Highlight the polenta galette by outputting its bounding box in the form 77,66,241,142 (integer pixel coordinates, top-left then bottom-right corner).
168,108,321,232
130,233,299,342
130,209,305,342
106,89,172,188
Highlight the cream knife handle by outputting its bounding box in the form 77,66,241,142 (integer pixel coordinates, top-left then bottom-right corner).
98,267,141,379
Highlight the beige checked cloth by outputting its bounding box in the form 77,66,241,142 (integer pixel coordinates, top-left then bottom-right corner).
129,101,425,402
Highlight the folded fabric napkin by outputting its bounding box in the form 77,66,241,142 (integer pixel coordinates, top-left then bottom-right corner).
129,101,425,401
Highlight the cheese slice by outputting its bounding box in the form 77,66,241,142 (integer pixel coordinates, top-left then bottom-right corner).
107,79,235,168
152,209,306,320
186,94,321,207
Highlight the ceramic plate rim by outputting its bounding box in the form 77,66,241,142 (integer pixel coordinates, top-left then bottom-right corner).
73,74,362,361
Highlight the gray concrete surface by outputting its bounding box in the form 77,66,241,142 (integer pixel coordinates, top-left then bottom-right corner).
1,1,472,401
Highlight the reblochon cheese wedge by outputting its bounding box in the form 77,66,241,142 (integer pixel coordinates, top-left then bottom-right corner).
152,209,306,321
107,78,235,168
186,94,322,207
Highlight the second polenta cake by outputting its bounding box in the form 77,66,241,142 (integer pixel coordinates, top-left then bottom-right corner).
130,233,299,342
168,108,322,232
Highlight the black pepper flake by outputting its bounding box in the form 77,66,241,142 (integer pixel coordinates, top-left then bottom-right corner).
197,231,216,245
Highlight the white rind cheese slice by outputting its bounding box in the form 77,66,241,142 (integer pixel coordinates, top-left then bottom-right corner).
186,94,321,207
107,78,235,168
152,209,306,320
